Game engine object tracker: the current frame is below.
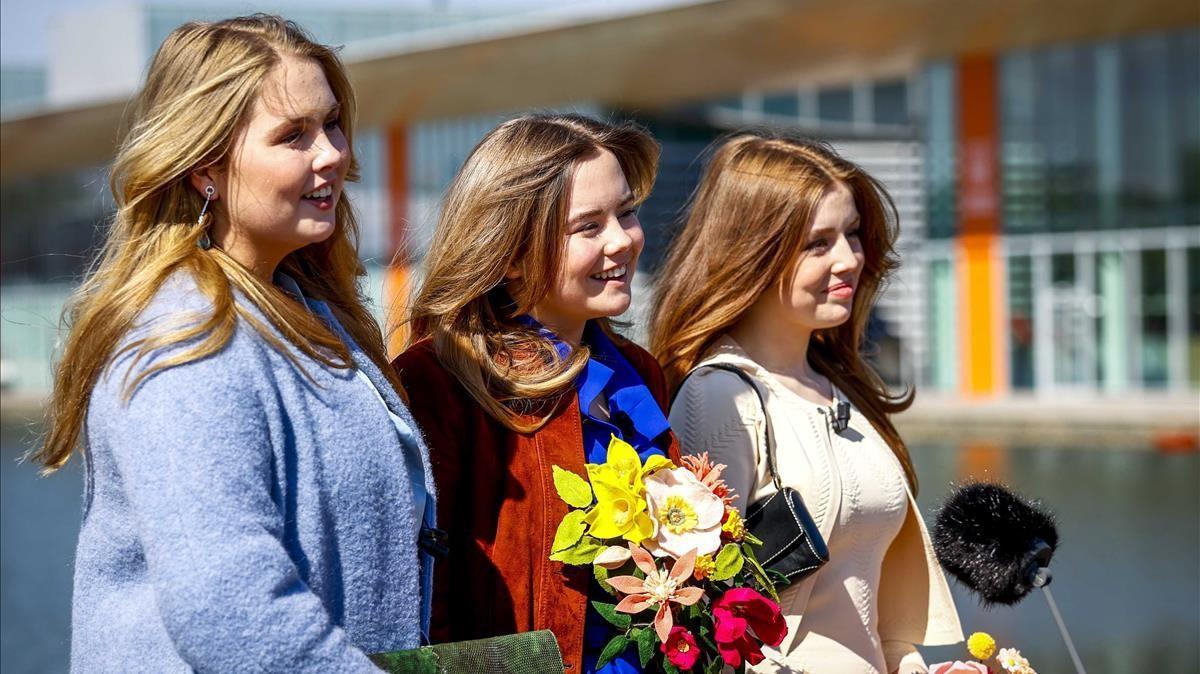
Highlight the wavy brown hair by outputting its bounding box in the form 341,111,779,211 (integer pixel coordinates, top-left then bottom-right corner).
37,15,399,471
401,114,659,432
649,133,917,492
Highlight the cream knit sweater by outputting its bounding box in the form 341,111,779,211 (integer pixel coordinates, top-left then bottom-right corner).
668,338,962,674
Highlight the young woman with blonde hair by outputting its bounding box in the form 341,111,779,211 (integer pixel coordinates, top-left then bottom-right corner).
37,15,435,670
392,113,681,673
651,134,961,674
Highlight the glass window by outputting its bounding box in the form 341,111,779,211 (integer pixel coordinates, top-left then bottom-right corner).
1000,29,1199,235
872,79,908,126
762,90,799,118
1189,247,1200,386
1168,31,1200,227
0,167,110,283
1141,249,1169,386
1008,255,1035,388
923,62,957,239
1120,35,1172,228
1049,253,1086,385
1051,253,1076,285
1044,45,1097,233
1000,51,1045,235
817,86,853,123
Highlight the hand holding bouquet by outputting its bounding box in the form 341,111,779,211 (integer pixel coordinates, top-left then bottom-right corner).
549,436,785,672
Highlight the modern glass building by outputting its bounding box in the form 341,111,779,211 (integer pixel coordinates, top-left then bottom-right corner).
660,28,1199,397
920,30,1200,396
1,3,1196,400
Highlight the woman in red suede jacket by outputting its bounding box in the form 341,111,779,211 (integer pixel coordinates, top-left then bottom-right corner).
392,113,680,674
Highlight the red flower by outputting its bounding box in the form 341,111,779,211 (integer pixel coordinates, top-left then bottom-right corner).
710,587,787,667
661,626,701,670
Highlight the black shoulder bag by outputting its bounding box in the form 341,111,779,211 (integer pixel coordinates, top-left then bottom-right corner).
676,363,829,582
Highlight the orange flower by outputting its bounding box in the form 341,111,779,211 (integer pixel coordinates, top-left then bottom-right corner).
681,453,737,506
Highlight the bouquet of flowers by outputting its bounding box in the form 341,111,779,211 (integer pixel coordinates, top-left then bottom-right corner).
549,435,785,672
929,631,1038,674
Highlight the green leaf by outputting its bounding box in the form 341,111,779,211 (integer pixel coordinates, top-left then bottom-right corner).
767,568,792,589
633,627,658,668
595,634,631,670
698,631,720,653
552,466,593,508
711,543,744,581
740,542,779,602
591,600,632,630
704,654,724,674
549,535,604,565
663,661,681,674
593,563,617,596
742,531,763,546
551,510,588,553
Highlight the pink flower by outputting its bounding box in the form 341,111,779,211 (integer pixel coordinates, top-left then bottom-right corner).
661,626,701,670
710,587,786,667
606,544,705,642
931,662,992,674
644,467,725,558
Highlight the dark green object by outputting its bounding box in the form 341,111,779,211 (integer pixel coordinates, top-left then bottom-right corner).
633,628,657,668
595,634,631,669
590,600,631,630
370,630,565,674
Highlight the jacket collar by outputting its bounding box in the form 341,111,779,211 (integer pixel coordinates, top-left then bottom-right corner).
518,316,671,459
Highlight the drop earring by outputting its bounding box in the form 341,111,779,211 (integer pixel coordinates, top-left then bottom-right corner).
197,185,215,250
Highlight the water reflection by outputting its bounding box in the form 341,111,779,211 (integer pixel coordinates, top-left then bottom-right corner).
1,425,1196,673
912,444,1200,673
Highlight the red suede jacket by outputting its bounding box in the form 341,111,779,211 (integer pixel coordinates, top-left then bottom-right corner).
392,337,681,673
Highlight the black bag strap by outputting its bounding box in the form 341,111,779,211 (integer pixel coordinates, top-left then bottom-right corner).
674,363,783,491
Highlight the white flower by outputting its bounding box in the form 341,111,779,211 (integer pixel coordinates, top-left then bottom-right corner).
997,648,1035,674
643,467,725,558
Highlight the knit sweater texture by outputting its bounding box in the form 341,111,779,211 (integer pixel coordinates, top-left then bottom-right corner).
71,273,435,673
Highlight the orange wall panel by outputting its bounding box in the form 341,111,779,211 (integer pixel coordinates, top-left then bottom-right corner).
956,54,1006,397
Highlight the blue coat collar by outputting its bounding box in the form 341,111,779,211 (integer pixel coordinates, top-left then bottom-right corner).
517,316,670,461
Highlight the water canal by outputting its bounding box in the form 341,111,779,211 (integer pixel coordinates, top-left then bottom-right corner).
2,423,1197,673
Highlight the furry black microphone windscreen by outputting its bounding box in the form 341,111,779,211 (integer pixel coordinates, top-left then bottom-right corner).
933,482,1059,607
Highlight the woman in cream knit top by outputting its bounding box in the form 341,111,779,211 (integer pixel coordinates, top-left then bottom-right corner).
670,339,961,673
650,134,962,673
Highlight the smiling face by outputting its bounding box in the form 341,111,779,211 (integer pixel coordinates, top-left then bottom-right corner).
198,54,349,279
772,181,864,333
527,148,644,343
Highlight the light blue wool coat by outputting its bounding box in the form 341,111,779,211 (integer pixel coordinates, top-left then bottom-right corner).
71,273,436,673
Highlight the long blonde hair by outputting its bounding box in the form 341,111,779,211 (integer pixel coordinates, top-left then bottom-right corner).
37,15,398,471
649,133,918,492
403,114,659,433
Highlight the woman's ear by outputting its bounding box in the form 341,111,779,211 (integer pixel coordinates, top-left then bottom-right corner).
188,166,222,201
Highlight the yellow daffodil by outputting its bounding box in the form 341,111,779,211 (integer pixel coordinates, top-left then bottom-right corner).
581,435,673,544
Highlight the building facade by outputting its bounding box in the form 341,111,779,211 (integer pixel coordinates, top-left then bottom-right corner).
1,4,1196,400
